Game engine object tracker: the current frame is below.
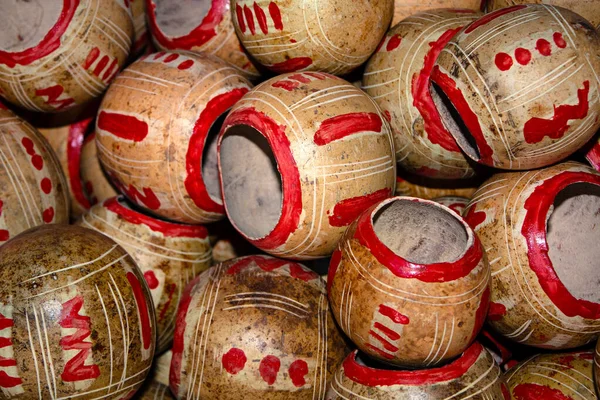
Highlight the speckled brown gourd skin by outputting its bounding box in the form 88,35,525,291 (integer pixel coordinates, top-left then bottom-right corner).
489,0,600,27
0,224,156,399
432,4,600,170
80,132,118,206
146,0,260,79
131,0,150,56
230,0,394,75
505,351,596,399
0,107,69,245
433,195,470,216
364,9,479,180
392,0,484,25
76,196,213,354
395,176,478,200
328,197,490,367
326,343,508,399
169,255,348,400
463,161,600,349
96,51,253,224
218,72,396,259
0,1,134,113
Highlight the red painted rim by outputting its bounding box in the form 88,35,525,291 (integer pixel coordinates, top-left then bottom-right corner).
0,0,80,67
343,342,484,387
217,106,302,250
146,0,227,50
67,118,93,210
521,170,600,320
103,196,208,239
353,196,483,283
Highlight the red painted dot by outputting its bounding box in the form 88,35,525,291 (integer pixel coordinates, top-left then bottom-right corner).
143,270,159,289
290,38,297,43
386,34,402,52
514,48,532,65
164,53,179,63
31,155,43,170
288,360,308,387
289,264,318,282
0,230,9,241
177,60,194,70
259,355,280,385
153,52,166,60
21,137,34,155
553,32,567,48
536,39,552,56
40,178,52,194
42,207,54,223
222,348,247,375
494,52,513,71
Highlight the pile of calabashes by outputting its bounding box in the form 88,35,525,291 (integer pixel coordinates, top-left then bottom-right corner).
1,0,600,399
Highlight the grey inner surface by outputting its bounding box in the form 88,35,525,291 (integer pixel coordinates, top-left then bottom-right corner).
431,82,481,161
373,200,468,265
220,125,282,240
547,183,600,303
0,0,62,52
202,113,226,204
154,0,210,37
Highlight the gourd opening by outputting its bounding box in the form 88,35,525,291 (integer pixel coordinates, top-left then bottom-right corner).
220,125,283,240
0,1,62,52
372,198,468,265
153,0,211,37
202,113,227,204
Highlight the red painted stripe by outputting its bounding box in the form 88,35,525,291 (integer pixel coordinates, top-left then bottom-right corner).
104,197,208,238
93,56,109,77
0,311,13,331
236,4,246,32
327,248,342,294
0,0,80,67
272,80,300,91
0,338,12,348
102,58,119,81
314,112,382,146
0,371,22,388
378,304,410,324
288,73,311,84
513,383,573,400
244,5,256,35
67,118,94,210
269,57,313,73
254,2,268,34
82,47,100,69
0,357,17,367
369,330,399,352
185,87,249,215
522,171,600,319
328,188,391,227
365,344,395,359
97,111,149,142
126,272,153,350
219,108,302,250
344,342,484,386
464,5,527,33
269,2,283,30
488,301,507,321
374,322,400,340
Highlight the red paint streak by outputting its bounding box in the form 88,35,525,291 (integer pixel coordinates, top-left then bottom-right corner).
314,112,383,146
269,2,283,30
327,248,342,294
41,178,52,194
220,108,302,250
470,286,489,342
502,383,511,400
164,53,179,63
105,197,208,238
419,32,473,150
0,310,20,388
226,255,289,275
383,110,391,122
289,360,309,387
522,171,600,319
272,80,300,91
82,47,100,69
464,5,527,33
523,81,589,144
374,322,400,340
558,355,575,368
0,372,22,388
259,355,280,385
0,0,80,67
236,4,246,32
68,118,93,209
431,66,493,164
369,330,399,352
158,283,176,322
289,263,318,281
495,52,513,71
185,88,248,215
126,272,153,351
153,52,166,60
147,0,226,49
513,383,573,400
143,270,159,289
354,199,483,282
328,188,391,227
102,58,118,81
35,85,75,110
97,111,149,142
114,182,161,211
93,56,109,77
365,344,395,359
289,73,311,84
244,5,256,35
464,206,486,229
59,296,101,382
488,302,507,321
344,342,484,386
515,48,531,65
178,60,194,70
222,348,247,374
481,330,512,364
254,2,268,34
42,207,54,223
536,38,552,56
554,32,567,48
269,57,313,73
386,34,402,51
378,305,409,324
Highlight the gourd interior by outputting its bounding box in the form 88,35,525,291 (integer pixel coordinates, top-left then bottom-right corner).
153,0,211,37
220,125,283,240
0,1,62,52
203,113,227,203
373,199,468,264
